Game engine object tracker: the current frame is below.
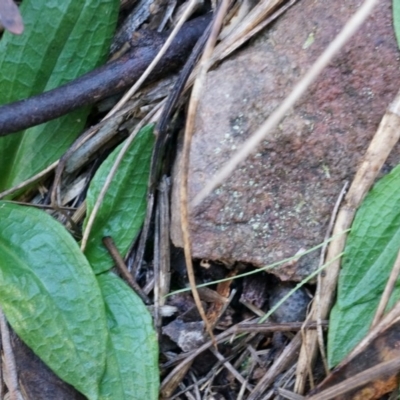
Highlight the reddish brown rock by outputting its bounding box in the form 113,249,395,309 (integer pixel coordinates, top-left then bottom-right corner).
171,0,400,280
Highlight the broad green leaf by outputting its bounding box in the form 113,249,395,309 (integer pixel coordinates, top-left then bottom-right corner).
84,125,155,274
328,165,400,367
0,0,119,191
394,0,400,48
97,273,159,400
0,202,108,400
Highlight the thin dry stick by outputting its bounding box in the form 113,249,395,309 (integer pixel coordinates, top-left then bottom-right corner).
237,377,250,400
213,0,285,62
180,0,231,342
295,90,400,393
338,299,400,367
182,0,286,92
158,176,171,304
105,0,200,119
279,388,305,400
315,181,349,377
221,0,298,59
0,310,23,400
0,160,58,200
307,358,400,400
102,236,150,304
161,361,194,398
371,247,400,327
67,113,159,227
161,324,245,397
247,332,302,400
191,0,379,208
153,204,161,331
209,347,253,391
81,104,161,251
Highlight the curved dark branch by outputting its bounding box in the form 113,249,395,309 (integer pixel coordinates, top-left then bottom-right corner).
0,14,211,136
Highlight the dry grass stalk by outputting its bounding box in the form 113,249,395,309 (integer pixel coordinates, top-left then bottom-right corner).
81,104,161,251
0,308,23,400
105,0,200,119
179,0,231,343
371,247,400,327
212,0,285,62
338,299,400,368
0,161,58,200
307,357,400,400
315,182,349,377
209,347,252,391
295,90,400,392
191,0,379,208
247,332,302,400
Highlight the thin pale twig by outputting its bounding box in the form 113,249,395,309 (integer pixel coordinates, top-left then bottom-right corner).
214,0,295,63
0,161,58,200
247,332,302,400
161,320,321,396
371,247,400,327
315,181,348,376
81,104,161,251
209,347,253,391
105,0,201,119
337,300,400,367
307,358,400,400
180,0,231,343
153,203,161,331
278,388,305,400
158,176,171,304
192,0,379,208
0,309,23,400
295,89,400,393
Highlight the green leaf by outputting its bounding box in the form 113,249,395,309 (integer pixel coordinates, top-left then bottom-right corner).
97,273,159,400
0,0,119,191
394,0,400,48
84,125,155,274
328,164,400,367
0,202,108,400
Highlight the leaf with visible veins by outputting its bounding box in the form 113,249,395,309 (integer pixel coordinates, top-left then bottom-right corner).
84,125,155,274
0,0,119,192
0,202,108,399
328,164,400,367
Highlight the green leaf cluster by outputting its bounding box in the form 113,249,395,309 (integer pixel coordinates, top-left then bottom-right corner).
328,164,400,367
0,2,159,398
0,124,158,399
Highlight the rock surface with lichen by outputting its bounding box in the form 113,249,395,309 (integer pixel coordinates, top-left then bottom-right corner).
170,0,400,280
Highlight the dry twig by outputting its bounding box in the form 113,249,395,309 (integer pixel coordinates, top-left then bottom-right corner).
0,309,23,400
295,89,400,392
81,105,161,251
371,247,400,327
191,0,379,208
105,0,201,119
180,0,231,343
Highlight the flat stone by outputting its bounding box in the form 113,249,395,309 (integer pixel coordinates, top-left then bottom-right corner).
171,0,400,280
